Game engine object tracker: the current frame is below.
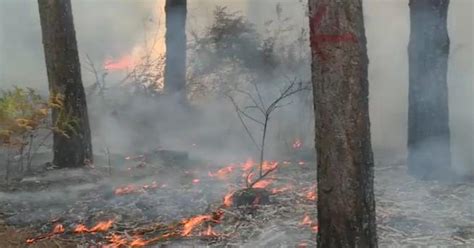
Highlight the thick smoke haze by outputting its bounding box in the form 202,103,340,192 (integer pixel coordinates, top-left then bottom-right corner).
0,0,472,174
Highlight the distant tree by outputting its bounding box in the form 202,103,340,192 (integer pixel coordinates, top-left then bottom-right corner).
407,0,451,180
164,0,187,103
308,0,377,247
37,0,93,168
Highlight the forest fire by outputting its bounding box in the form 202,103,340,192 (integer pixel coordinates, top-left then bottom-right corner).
1,0,467,246
23,156,312,246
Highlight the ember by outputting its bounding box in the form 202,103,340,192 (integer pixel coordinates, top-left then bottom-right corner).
114,181,161,196
301,214,318,233
304,185,317,201
114,184,139,195
292,138,303,149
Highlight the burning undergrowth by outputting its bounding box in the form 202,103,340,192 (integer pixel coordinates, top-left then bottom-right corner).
0,150,317,247
1,150,474,247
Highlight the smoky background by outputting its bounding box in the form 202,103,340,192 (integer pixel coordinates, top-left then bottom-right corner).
0,0,472,175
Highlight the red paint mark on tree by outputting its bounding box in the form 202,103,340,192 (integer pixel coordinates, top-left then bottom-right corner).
310,5,357,60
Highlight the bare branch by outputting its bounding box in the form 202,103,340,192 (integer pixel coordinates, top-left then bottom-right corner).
225,93,261,151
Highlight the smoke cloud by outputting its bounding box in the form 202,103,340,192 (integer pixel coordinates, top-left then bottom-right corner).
0,0,472,172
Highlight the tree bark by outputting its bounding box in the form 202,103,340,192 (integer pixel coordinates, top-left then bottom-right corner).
38,0,93,168
164,0,187,103
407,0,451,180
308,0,377,247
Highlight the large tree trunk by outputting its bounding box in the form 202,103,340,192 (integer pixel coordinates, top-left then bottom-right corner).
38,0,93,168
308,1,377,247
164,0,187,103
407,0,451,180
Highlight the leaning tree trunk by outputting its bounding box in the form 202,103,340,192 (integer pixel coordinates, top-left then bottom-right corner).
308,0,377,247
407,0,451,180
38,0,93,168
164,0,187,103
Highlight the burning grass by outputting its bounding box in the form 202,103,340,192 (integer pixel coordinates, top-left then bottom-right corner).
0,153,316,247
1,153,472,247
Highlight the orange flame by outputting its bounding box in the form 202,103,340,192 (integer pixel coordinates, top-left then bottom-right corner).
26,224,65,244
75,220,114,234
105,233,128,248
130,237,148,247
104,55,135,71
223,191,234,207
74,224,88,233
304,185,317,201
262,161,279,173
252,179,273,189
208,165,235,180
202,224,218,237
241,158,255,172
52,224,65,234
89,220,114,232
181,215,212,236
300,214,318,233
271,184,293,194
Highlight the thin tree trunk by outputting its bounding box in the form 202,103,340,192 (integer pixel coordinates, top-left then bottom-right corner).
38,0,93,168
308,0,377,247
407,0,451,180
164,0,187,103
